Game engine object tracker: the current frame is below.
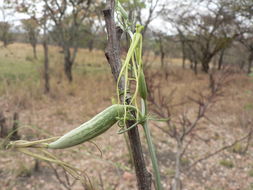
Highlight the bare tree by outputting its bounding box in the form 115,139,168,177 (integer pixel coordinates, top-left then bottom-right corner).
135,0,161,36
21,17,40,59
15,0,51,92
146,69,232,189
0,3,13,47
0,21,13,47
80,6,105,52
162,0,237,73
43,0,97,82
231,0,253,74
153,31,166,68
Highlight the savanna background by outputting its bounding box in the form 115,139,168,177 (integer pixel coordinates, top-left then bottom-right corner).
0,0,253,190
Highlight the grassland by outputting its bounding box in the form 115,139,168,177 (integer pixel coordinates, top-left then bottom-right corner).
0,42,253,190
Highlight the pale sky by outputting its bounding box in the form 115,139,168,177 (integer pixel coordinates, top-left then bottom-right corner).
0,0,208,34
0,0,166,24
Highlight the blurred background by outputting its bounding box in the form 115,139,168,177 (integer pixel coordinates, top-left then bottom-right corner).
0,0,253,189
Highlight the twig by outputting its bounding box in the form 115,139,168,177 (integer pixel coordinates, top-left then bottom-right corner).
186,132,251,171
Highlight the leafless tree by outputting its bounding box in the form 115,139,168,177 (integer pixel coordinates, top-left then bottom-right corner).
42,7,50,93
17,0,51,92
0,22,13,47
43,0,97,82
0,5,13,47
231,0,253,74
146,69,244,189
152,31,166,68
162,0,237,73
21,17,40,59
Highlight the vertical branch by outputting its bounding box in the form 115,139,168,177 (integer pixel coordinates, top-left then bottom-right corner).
43,7,50,93
103,0,152,189
0,111,8,138
10,112,20,140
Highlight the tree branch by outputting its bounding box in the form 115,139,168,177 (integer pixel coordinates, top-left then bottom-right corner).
103,0,152,189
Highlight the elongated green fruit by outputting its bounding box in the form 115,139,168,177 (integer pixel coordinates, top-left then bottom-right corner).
138,70,148,100
48,105,125,149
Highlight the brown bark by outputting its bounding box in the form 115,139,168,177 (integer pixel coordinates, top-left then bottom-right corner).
10,112,20,140
103,1,152,189
158,35,165,69
43,14,50,93
201,56,212,73
247,51,253,74
194,61,198,75
32,43,37,59
217,48,225,70
0,111,8,138
88,39,94,52
64,48,73,82
43,40,50,93
43,0,83,83
181,41,186,69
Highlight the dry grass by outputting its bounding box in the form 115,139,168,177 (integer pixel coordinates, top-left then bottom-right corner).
0,43,253,190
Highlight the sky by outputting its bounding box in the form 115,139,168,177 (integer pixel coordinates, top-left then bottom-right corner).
0,1,164,23
0,1,29,26
0,0,207,34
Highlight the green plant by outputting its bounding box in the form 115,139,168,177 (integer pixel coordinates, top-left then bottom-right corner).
219,159,234,168
165,169,175,177
48,104,126,149
180,157,190,166
230,142,244,154
248,169,253,177
115,2,163,189
5,1,163,189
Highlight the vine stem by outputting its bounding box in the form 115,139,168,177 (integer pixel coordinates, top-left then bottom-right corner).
141,98,163,190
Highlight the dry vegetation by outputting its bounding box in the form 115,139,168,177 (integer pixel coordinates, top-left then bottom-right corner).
0,43,253,190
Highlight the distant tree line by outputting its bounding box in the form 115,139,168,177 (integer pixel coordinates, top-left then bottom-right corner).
0,0,252,88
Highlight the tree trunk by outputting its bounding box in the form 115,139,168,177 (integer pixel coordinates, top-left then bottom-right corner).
88,39,94,52
10,112,20,140
32,43,37,59
239,60,245,71
64,48,73,82
182,42,186,69
194,61,198,75
161,51,165,69
43,18,50,93
247,52,253,74
3,39,8,47
190,61,193,69
0,111,8,138
43,40,50,93
201,55,212,73
182,55,186,69
201,60,210,73
172,140,183,190
218,48,225,70
159,36,165,69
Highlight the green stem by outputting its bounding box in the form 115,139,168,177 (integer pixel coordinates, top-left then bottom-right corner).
141,99,163,190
